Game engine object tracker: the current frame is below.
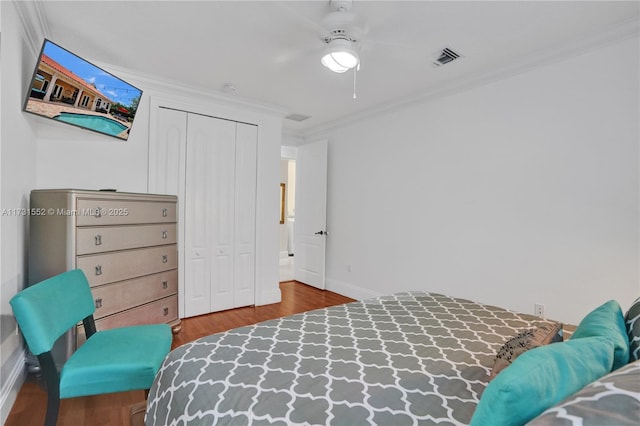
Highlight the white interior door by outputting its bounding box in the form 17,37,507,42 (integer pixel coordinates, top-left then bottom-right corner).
233,123,258,308
294,139,328,289
149,107,188,317
184,114,236,316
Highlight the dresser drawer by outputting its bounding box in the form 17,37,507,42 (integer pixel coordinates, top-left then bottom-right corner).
76,245,177,287
77,295,178,345
75,199,176,226
77,223,177,255
91,270,178,319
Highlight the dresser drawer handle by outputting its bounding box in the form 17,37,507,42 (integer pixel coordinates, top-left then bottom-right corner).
162,208,168,217
95,298,103,309
94,207,103,218
162,280,168,289
162,230,168,239
94,234,102,246
162,255,168,263
163,307,169,316
95,265,102,276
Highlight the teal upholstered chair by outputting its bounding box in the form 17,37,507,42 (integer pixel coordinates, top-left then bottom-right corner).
10,269,172,426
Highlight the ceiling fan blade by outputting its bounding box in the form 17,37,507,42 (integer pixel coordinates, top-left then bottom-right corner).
360,38,424,50
273,1,331,39
357,39,433,67
273,45,323,66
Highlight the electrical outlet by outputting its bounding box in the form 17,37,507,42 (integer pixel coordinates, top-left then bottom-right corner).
534,303,545,317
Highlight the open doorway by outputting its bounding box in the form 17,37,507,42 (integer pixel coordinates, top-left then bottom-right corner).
280,149,296,281
279,139,327,287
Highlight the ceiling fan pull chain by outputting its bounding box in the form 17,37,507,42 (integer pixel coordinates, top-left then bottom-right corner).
353,64,359,99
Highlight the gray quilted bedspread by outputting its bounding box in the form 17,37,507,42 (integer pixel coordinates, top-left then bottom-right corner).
146,292,551,426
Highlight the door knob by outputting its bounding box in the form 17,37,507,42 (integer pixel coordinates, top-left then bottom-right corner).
315,230,326,236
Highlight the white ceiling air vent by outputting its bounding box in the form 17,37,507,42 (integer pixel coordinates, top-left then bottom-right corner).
432,48,461,67
285,113,312,122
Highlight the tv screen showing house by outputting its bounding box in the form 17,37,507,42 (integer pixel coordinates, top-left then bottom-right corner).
23,39,142,141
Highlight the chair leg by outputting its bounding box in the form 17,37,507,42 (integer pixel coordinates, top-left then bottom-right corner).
37,353,61,426
130,400,147,426
44,390,60,426
131,390,150,426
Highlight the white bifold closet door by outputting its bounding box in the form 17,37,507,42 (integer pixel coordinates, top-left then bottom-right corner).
179,112,257,317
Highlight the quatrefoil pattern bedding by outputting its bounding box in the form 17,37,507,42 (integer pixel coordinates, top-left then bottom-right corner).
145,292,555,426
527,359,640,425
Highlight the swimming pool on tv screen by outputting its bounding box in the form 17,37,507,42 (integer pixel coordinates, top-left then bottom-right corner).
54,112,128,136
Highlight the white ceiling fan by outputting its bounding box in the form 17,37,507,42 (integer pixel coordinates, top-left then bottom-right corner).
274,0,368,98
276,0,439,72
318,0,362,73
274,0,365,73
275,0,460,98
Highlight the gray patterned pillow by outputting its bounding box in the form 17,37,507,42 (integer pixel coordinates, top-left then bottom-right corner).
490,322,563,379
527,360,640,425
625,297,640,362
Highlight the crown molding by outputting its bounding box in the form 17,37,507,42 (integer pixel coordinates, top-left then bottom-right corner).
282,126,306,139
12,0,48,54
89,59,289,119
303,17,639,139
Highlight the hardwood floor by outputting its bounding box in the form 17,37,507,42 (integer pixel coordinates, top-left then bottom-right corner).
5,281,355,426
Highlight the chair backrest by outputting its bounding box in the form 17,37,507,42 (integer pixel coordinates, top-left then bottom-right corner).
10,269,95,355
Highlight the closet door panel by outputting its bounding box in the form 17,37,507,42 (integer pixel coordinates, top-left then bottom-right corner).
234,123,258,307
150,107,188,318
150,108,187,196
235,252,254,307
184,113,236,315
189,257,209,314
208,117,236,312
184,114,215,317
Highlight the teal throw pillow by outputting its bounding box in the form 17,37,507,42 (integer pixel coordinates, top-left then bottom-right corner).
470,336,614,426
570,300,629,370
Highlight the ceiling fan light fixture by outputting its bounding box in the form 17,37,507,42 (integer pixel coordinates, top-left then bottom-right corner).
321,39,359,73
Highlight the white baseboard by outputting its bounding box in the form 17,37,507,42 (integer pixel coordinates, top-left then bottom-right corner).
0,349,27,424
325,278,382,301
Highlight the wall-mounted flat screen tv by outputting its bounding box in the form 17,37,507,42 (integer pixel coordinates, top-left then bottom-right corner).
23,39,142,141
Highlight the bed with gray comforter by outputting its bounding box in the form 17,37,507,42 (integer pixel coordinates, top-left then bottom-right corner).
146,292,564,425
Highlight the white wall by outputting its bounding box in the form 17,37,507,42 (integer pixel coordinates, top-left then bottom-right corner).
0,2,39,422
34,99,151,192
320,35,639,325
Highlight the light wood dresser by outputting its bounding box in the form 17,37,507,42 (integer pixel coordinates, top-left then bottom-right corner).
29,189,181,351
